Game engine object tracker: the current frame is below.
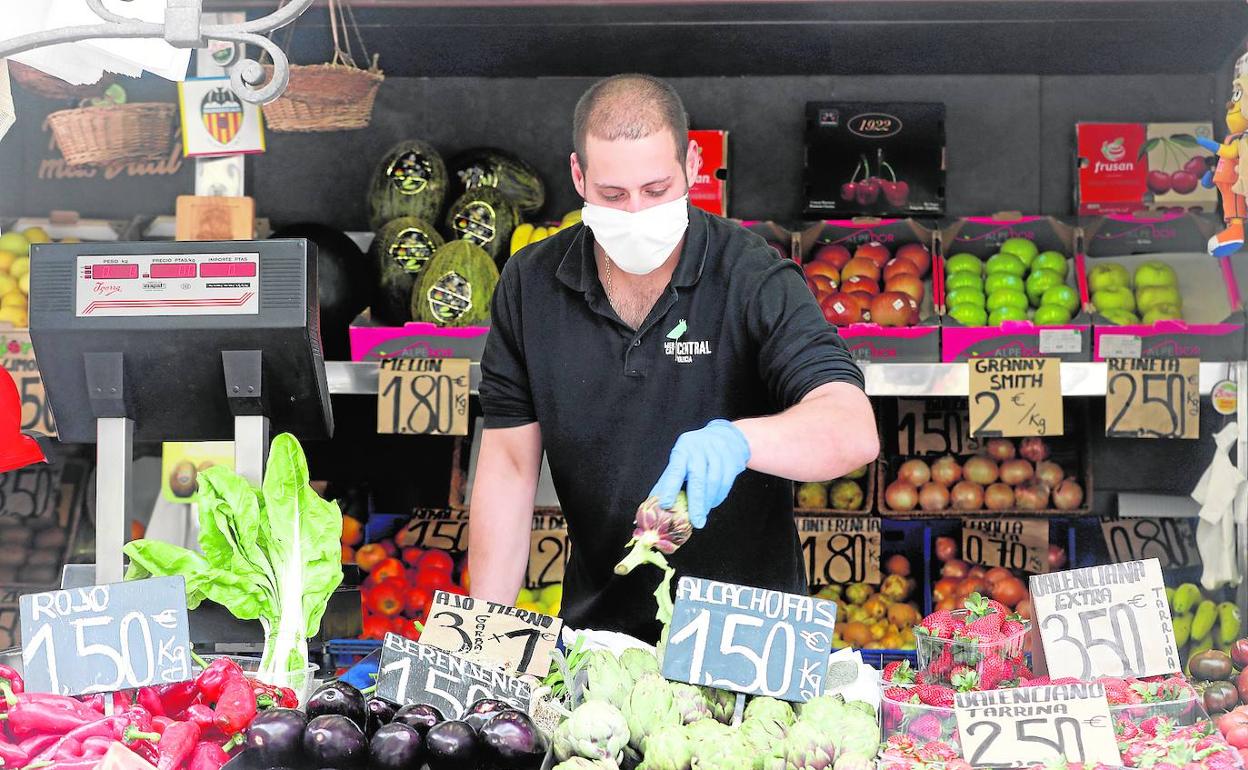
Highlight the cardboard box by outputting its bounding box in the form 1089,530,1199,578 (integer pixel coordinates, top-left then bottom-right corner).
797,219,941,363
348,319,489,362
689,130,728,217
1082,212,1246,361
804,102,946,218
940,215,1092,362
1076,122,1218,216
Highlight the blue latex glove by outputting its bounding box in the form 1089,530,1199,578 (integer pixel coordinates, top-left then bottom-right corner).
1195,136,1222,153
1202,169,1216,189
650,419,751,529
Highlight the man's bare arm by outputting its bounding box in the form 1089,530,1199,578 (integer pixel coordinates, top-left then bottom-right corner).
467,423,544,604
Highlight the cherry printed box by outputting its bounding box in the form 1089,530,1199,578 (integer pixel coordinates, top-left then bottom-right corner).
1082,212,1246,361
940,215,1093,362
688,130,729,217
796,218,941,363
1076,122,1219,216
739,220,796,260
348,320,490,362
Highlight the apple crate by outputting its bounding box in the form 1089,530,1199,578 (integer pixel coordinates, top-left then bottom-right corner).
939,214,1094,362
794,462,876,514
1083,212,1247,362
738,220,797,259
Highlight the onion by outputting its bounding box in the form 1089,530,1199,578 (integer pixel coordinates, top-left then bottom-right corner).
986,438,1016,461
897,459,931,487
1000,459,1035,487
934,536,958,563
1015,482,1050,511
942,559,969,579
951,480,984,510
1048,543,1068,570
930,455,963,487
984,483,1015,511
885,479,919,511
1015,597,1034,620
1019,437,1050,463
985,566,1013,587
1035,461,1064,489
1053,480,1084,511
964,456,999,486
919,482,950,511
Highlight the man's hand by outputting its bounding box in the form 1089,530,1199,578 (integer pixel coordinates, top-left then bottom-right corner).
650,419,751,529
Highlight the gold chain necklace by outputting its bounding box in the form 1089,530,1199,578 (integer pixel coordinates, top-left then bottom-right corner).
604,255,614,300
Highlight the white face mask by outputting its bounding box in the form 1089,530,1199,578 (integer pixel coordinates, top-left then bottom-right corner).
581,195,689,275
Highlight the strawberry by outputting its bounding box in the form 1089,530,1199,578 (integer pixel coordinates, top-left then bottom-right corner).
929,647,956,676
884,686,920,704
963,592,992,618
1052,677,1084,685
977,656,1012,690
918,742,960,763
908,712,944,742
1115,718,1140,740
1001,616,1026,636
951,666,980,692
884,660,917,685
917,609,961,639
1099,676,1134,705
916,683,955,707
1024,675,1051,686
966,611,1004,638
1013,663,1034,680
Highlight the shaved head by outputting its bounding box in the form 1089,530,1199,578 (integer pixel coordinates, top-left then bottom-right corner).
573,74,689,171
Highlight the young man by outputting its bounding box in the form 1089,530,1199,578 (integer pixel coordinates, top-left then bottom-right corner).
468,74,877,642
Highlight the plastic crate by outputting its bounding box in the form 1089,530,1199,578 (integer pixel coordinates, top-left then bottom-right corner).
326,638,381,669
859,648,919,670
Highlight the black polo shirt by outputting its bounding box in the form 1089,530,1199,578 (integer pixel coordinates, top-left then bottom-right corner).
480,206,864,642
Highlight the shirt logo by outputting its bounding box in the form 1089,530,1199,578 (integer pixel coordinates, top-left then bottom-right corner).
663,320,713,363
667,319,688,340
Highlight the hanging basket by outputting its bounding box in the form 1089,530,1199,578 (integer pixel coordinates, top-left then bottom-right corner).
260,61,384,133
8,61,114,102
46,103,176,167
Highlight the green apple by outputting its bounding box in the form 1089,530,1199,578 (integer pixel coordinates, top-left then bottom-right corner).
0,232,29,256
1000,237,1039,267
1134,261,1178,289
1092,287,1136,314
948,303,988,327
1041,285,1080,315
1032,250,1068,278
986,288,1028,312
985,253,1026,277
946,288,986,309
945,253,984,276
1025,269,1065,308
985,273,1025,295
989,306,1028,325
945,272,983,292
1136,285,1183,313
1088,263,1130,292
1102,309,1141,325
1033,304,1073,325
1142,304,1183,324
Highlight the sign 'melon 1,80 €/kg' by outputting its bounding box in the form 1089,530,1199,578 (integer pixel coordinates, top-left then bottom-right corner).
661,576,837,703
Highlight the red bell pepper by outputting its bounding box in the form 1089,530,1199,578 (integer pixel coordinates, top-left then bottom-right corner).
184,704,216,733
0,740,28,768
187,740,230,770
151,716,174,735
41,758,108,770
155,720,200,770
36,714,155,762
213,679,256,736
137,687,166,718
5,700,91,736
8,692,95,716
80,735,115,757
19,733,59,756
155,681,199,716
0,665,23,708
195,659,244,704
52,738,83,761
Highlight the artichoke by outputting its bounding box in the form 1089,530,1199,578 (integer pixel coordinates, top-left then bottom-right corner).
625,674,681,753
843,701,875,718
584,650,633,711
831,711,880,759
616,493,693,575
793,695,845,725
699,685,737,724
556,760,622,770
740,718,788,770
670,683,712,725
683,718,732,744
637,724,693,770
554,700,631,764
690,732,754,770
620,647,661,681
743,697,795,727
782,720,836,770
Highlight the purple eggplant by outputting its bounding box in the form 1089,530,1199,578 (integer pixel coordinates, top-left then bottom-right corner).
245,708,307,768
461,698,510,733
370,722,424,770
425,720,479,770
480,710,547,770
393,703,444,736
303,714,369,769
307,681,367,732
366,697,398,736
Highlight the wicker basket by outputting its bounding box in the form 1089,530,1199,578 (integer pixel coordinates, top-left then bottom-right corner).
261,62,383,133
46,103,176,167
8,61,113,102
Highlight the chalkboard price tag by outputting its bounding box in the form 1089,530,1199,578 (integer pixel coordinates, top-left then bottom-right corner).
19,576,193,695
896,399,978,456
2,331,56,436
661,576,837,703
968,358,1063,437
418,591,562,677
377,358,470,436
954,683,1121,768
963,518,1049,573
796,517,881,586
1105,358,1200,439
1030,558,1179,680
376,633,532,716
395,509,469,553
526,513,568,589
1101,518,1200,571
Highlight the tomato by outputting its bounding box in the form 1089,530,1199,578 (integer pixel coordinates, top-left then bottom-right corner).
984,567,1013,588
933,577,960,602
1014,597,1033,620
1224,722,1248,749
419,570,455,593
446,584,468,596
355,543,388,572
390,616,413,636
372,558,406,583
967,566,987,579
1192,650,1235,682
1205,681,1240,713
1233,639,1248,670
421,550,455,575
1237,747,1248,767
401,547,426,567
341,544,355,565
459,563,471,592
370,578,407,617
405,586,434,618
934,536,958,562
341,516,364,547
362,615,389,640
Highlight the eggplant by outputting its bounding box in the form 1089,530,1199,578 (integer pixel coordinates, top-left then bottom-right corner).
393,703,444,736
479,710,547,770
370,722,425,770
462,698,510,733
366,697,398,737
244,708,307,768
425,720,479,770
307,681,368,731
303,714,369,769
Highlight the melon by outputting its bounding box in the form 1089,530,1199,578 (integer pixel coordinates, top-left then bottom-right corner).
271,222,373,360
368,140,448,231
444,186,521,267
412,241,498,327
372,217,445,325
449,148,546,214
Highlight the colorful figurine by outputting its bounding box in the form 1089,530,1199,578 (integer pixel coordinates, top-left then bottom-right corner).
1200,52,1248,257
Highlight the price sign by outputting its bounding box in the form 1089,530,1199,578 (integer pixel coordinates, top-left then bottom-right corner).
968,358,1063,437
395,508,469,553
526,513,568,589
963,518,1049,573
418,591,562,677
1030,558,1179,680
376,633,532,716
896,399,978,456
1101,518,1200,570
2,331,56,436
661,576,837,703
1105,358,1200,439
19,576,193,695
377,358,470,436
954,683,1121,768
796,517,881,586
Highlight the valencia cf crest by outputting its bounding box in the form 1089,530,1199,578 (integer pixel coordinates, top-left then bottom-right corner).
200,87,244,145
178,76,266,158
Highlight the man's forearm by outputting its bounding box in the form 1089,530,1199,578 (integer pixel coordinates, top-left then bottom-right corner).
734,382,878,482
467,425,543,605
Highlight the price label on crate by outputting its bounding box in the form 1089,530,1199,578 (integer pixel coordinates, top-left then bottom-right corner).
19,576,193,695
418,592,562,677
2,331,56,436
896,398,978,456
376,633,531,716
954,683,1121,768
377,358,470,436
1105,358,1200,439
1030,558,1179,680
395,508,469,553
526,513,568,589
796,517,881,586
962,518,1049,573
968,358,1063,437
1101,518,1200,570
0,462,63,521
661,576,837,703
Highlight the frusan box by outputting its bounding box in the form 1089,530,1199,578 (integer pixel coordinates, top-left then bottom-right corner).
349,320,489,362
1076,122,1218,216
688,130,729,217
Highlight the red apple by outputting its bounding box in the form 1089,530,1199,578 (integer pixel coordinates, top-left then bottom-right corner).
820,292,863,326
844,276,880,296
841,257,881,283
804,260,841,286
814,243,852,269
896,242,931,276
883,257,921,282
855,242,891,269
870,291,919,327
807,275,837,298
885,273,924,303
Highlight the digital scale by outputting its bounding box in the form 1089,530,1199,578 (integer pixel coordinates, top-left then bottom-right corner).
28,239,333,584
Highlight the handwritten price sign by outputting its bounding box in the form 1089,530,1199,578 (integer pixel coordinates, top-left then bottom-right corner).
1106,358,1200,439
419,592,562,677
968,358,1063,438
796,517,881,586
395,509,469,553
376,633,531,716
896,398,978,456
955,683,1121,768
963,518,1049,573
377,358,470,436
1101,518,1199,570
526,513,568,589
1030,559,1179,680
2,331,55,436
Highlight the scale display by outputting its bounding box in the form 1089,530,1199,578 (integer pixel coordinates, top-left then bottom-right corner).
76,253,260,318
